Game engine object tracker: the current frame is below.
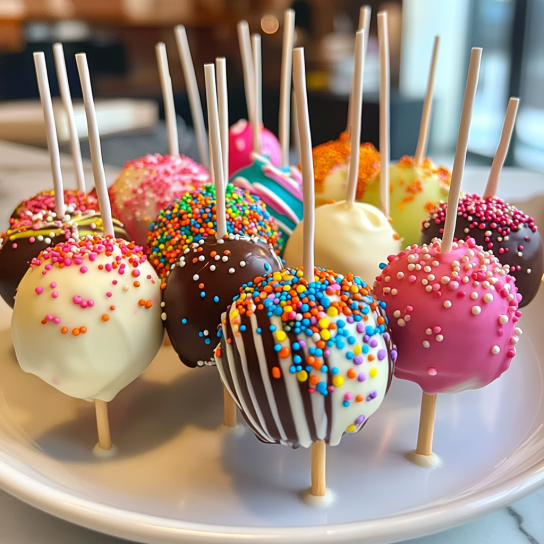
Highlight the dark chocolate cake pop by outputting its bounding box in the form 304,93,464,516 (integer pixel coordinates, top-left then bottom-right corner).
162,233,282,367
420,193,543,307
0,210,129,308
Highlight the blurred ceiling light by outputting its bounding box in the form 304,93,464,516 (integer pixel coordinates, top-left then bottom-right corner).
261,15,279,34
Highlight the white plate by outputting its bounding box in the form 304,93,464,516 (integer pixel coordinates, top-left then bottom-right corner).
0,274,544,544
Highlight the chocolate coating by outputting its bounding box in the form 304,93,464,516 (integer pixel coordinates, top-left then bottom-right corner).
162,234,282,368
0,212,130,308
421,194,543,307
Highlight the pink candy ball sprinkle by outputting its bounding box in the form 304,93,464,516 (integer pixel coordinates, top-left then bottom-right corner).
35,287,43,294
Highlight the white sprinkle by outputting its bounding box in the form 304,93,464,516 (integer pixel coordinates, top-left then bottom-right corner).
527,268,532,274
472,306,481,315
384,276,390,282
397,318,406,327
441,276,450,284
491,345,500,354
407,263,416,271
240,261,246,267
222,256,229,262
228,268,235,274
443,300,452,308
470,292,478,300
193,274,199,281
203,330,209,336
425,285,432,292
515,327,523,336
198,255,205,261
426,328,432,335
397,272,404,279
393,310,401,318
391,288,398,295
217,239,225,244
123,285,129,291
161,301,165,307
424,266,431,273
462,276,470,283
215,255,220,260
210,265,216,272
499,315,508,324
422,340,430,348
483,293,493,303
436,334,443,342
161,312,167,320
427,274,435,281
510,336,519,345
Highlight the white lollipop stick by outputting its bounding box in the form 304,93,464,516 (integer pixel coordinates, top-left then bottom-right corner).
293,46,325,498
346,30,365,206
252,34,262,154
483,97,519,198
377,11,390,218
441,48,482,254
155,43,179,158
75,53,115,237
53,43,86,194
174,25,209,168
237,21,256,130
34,52,65,219
346,5,371,133
204,64,227,239
279,9,295,168
293,48,314,284
414,36,441,165
216,58,229,186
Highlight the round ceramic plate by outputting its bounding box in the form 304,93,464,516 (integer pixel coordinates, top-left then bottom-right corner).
0,287,542,544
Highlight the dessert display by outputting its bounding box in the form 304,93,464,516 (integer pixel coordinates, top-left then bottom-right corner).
374,47,522,464
421,98,542,307
147,184,281,279
363,36,452,247
231,11,303,246
12,52,163,453
217,45,396,502
162,61,282,370
284,25,401,285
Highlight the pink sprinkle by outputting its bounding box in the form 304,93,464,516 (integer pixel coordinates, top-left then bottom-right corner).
29,237,35,243
53,318,60,324
12,243,17,249
81,301,87,308
52,292,58,298
73,296,82,304
427,367,438,376
406,305,413,312
80,266,88,274
64,258,71,266
87,300,94,307
112,280,118,285
106,292,112,297
146,275,152,280
344,393,352,400
105,263,112,271
433,326,441,334
50,282,56,288
35,287,43,294
46,314,53,321
45,264,52,270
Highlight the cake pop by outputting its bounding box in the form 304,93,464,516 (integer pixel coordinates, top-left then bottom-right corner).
231,152,303,246
162,61,283,369
374,47,520,463
312,135,380,208
147,184,281,279
12,52,163,452
284,27,401,285
109,153,209,246
421,98,542,308
217,45,396,502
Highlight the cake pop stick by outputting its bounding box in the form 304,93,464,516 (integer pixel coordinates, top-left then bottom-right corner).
414,36,440,165
34,52,65,219
76,52,115,448
205,62,238,427
53,43,86,194
346,5,371,134
483,97,519,198
155,42,179,158
237,21,256,131
251,34,262,155
346,30,365,206
377,11,390,218
279,9,295,168
416,47,482,457
216,58,229,184
293,46,325,497
76,54,114,237
174,25,209,169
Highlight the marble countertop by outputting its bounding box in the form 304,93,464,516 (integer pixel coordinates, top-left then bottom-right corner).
0,139,543,544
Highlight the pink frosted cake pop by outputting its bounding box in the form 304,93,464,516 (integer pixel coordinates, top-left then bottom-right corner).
108,153,210,246
374,238,521,394
228,119,281,176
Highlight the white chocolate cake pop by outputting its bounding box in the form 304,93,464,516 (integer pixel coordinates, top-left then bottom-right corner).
12,235,163,401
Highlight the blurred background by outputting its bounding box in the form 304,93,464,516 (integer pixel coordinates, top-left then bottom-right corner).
0,0,541,171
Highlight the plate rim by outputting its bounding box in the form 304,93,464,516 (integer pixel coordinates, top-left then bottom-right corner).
0,438,542,544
